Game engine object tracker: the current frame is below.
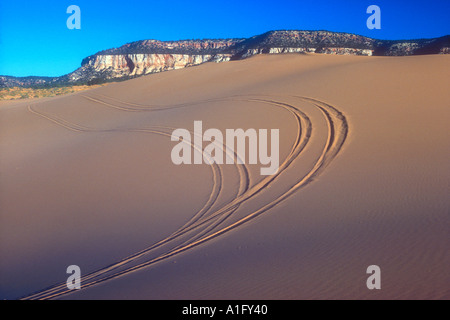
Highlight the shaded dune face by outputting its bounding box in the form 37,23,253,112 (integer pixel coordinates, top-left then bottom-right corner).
0,54,449,300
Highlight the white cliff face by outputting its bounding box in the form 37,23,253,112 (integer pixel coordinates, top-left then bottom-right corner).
89,55,127,70
68,46,375,85
240,47,372,59
317,48,373,56
268,47,316,54
81,47,372,81
75,44,376,84
85,54,232,78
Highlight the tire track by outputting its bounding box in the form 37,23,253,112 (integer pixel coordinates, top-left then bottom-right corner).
22,105,251,300
21,94,347,299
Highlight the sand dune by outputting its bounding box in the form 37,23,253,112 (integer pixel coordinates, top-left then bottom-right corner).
0,53,449,299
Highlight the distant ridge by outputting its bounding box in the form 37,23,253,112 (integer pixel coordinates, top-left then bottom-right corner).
1,30,449,88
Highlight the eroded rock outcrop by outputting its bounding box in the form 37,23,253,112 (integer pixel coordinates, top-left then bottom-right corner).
2,31,448,88
81,53,232,79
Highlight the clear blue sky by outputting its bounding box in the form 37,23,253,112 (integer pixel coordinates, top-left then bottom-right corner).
1,0,449,77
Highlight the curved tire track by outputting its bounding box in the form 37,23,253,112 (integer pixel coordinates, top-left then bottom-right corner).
21,94,347,299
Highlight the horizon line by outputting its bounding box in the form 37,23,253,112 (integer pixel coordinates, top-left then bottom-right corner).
2,29,449,79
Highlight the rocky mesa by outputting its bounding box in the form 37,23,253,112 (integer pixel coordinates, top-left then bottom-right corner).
1,30,449,88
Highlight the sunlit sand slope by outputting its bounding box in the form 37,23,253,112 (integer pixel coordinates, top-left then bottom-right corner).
0,54,448,299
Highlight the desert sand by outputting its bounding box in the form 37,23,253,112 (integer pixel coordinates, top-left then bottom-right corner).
0,53,449,299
